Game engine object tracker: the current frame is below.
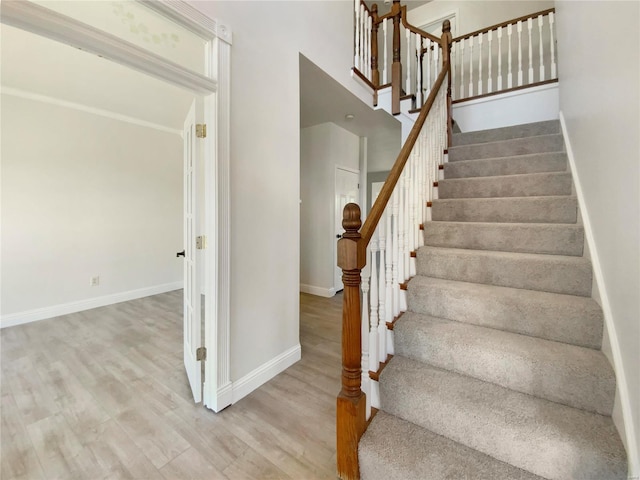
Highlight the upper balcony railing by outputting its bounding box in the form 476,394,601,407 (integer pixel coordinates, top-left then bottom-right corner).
450,8,557,102
353,2,557,110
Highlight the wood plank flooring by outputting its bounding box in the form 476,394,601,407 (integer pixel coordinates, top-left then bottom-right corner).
1,291,343,479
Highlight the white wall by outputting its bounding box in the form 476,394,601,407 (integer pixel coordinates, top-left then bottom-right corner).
556,1,639,473
1,95,183,325
300,122,360,296
188,1,374,383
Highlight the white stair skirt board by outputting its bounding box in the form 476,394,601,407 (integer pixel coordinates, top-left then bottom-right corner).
231,344,302,404
0,281,183,329
453,82,559,133
300,284,337,298
560,112,639,478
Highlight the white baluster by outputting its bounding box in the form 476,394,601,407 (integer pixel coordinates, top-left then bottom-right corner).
468,36,474,97
354,0,360,69
415,33,422,106
425,39,431,98
361,246,371,419
360,5,365,73
527,18,533,83
403,167,411,283
517,20,523,86
487,29,493,93
382,203,392,362
497,26,503,90
406,28,411,96
392,189,400,319
477,32,483,95
507,23,513,88
538,15,545,81
377,212,386,365
433,41,439,80
459,39,465,98
549,12,556,78
383,18,388,84
410,154,418,276
365,14,373,80
451,42,456,100
368,237,379,375
397,178,406,312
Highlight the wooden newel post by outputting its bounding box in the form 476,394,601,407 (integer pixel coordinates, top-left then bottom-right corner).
371,4,380,88
442,19,453,148
391,0,402,115
336,203,366,480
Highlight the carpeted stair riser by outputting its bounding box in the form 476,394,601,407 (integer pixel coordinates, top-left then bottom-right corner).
359,411,544,480
443,152,568,179
417,246,593,297
448,134,564,162
379,357,627,480
407,276,604,349
424,222,584,256
394,312,615,415
438,172,572,199
432,196,578,223
451,120,560,146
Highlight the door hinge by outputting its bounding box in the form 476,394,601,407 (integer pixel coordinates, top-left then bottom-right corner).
196,347,207,361
196,124,207,138
196,235,207,249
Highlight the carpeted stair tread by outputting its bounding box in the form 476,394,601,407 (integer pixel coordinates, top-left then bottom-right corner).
406,275,603,349
394,312,615,414
379,356,627,480
424,221,584,256
432,195,577,223
443,152,567,179
451,120,560,146
359,411,544,480
416,246,592,296
438,171,572,199
448,133,564,162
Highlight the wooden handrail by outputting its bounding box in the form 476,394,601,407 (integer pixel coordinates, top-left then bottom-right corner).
452,8,555,42
400,5,442,44
361,50,449,247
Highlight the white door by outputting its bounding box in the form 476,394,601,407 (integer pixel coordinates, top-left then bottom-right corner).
183,100,203,403
334,167,360,292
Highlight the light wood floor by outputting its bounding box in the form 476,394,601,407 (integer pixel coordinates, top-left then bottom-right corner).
1,291,343,479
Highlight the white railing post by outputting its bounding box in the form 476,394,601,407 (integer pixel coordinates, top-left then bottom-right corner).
361,247,371,420
507,23,513,88
383,18,388,84
382,203,392,362
517,20,523,86
487,29,493,93
538,15,545,81
415,33,422,106
477,32,483,95
468,36,474,97
405,28,412,97
368,238,379,376
550,12,556,79
527,17,534,83
354,0,360,70
459,39,465,98
377,213,386,367
497,26,503,90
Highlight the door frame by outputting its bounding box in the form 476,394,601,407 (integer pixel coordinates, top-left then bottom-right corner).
1,0,232,412
334,165,361,293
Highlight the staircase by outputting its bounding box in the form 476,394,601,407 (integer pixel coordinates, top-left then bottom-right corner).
357,120,628,479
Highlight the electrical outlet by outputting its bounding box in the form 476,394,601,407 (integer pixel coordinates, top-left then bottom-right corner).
90,276,100,286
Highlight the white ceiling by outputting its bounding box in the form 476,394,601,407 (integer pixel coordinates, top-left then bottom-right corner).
1,23,195,130
300,55,401,171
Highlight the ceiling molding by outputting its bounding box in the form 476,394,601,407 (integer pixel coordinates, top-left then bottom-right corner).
0,0,217,94
137,0,232,45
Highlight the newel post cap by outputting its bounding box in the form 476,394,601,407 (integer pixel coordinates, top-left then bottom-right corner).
337,203,366,271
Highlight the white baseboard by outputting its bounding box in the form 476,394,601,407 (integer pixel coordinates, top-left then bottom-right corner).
300,284,336,298
231,344,301,404
560,112,639,476
0,282,183,329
